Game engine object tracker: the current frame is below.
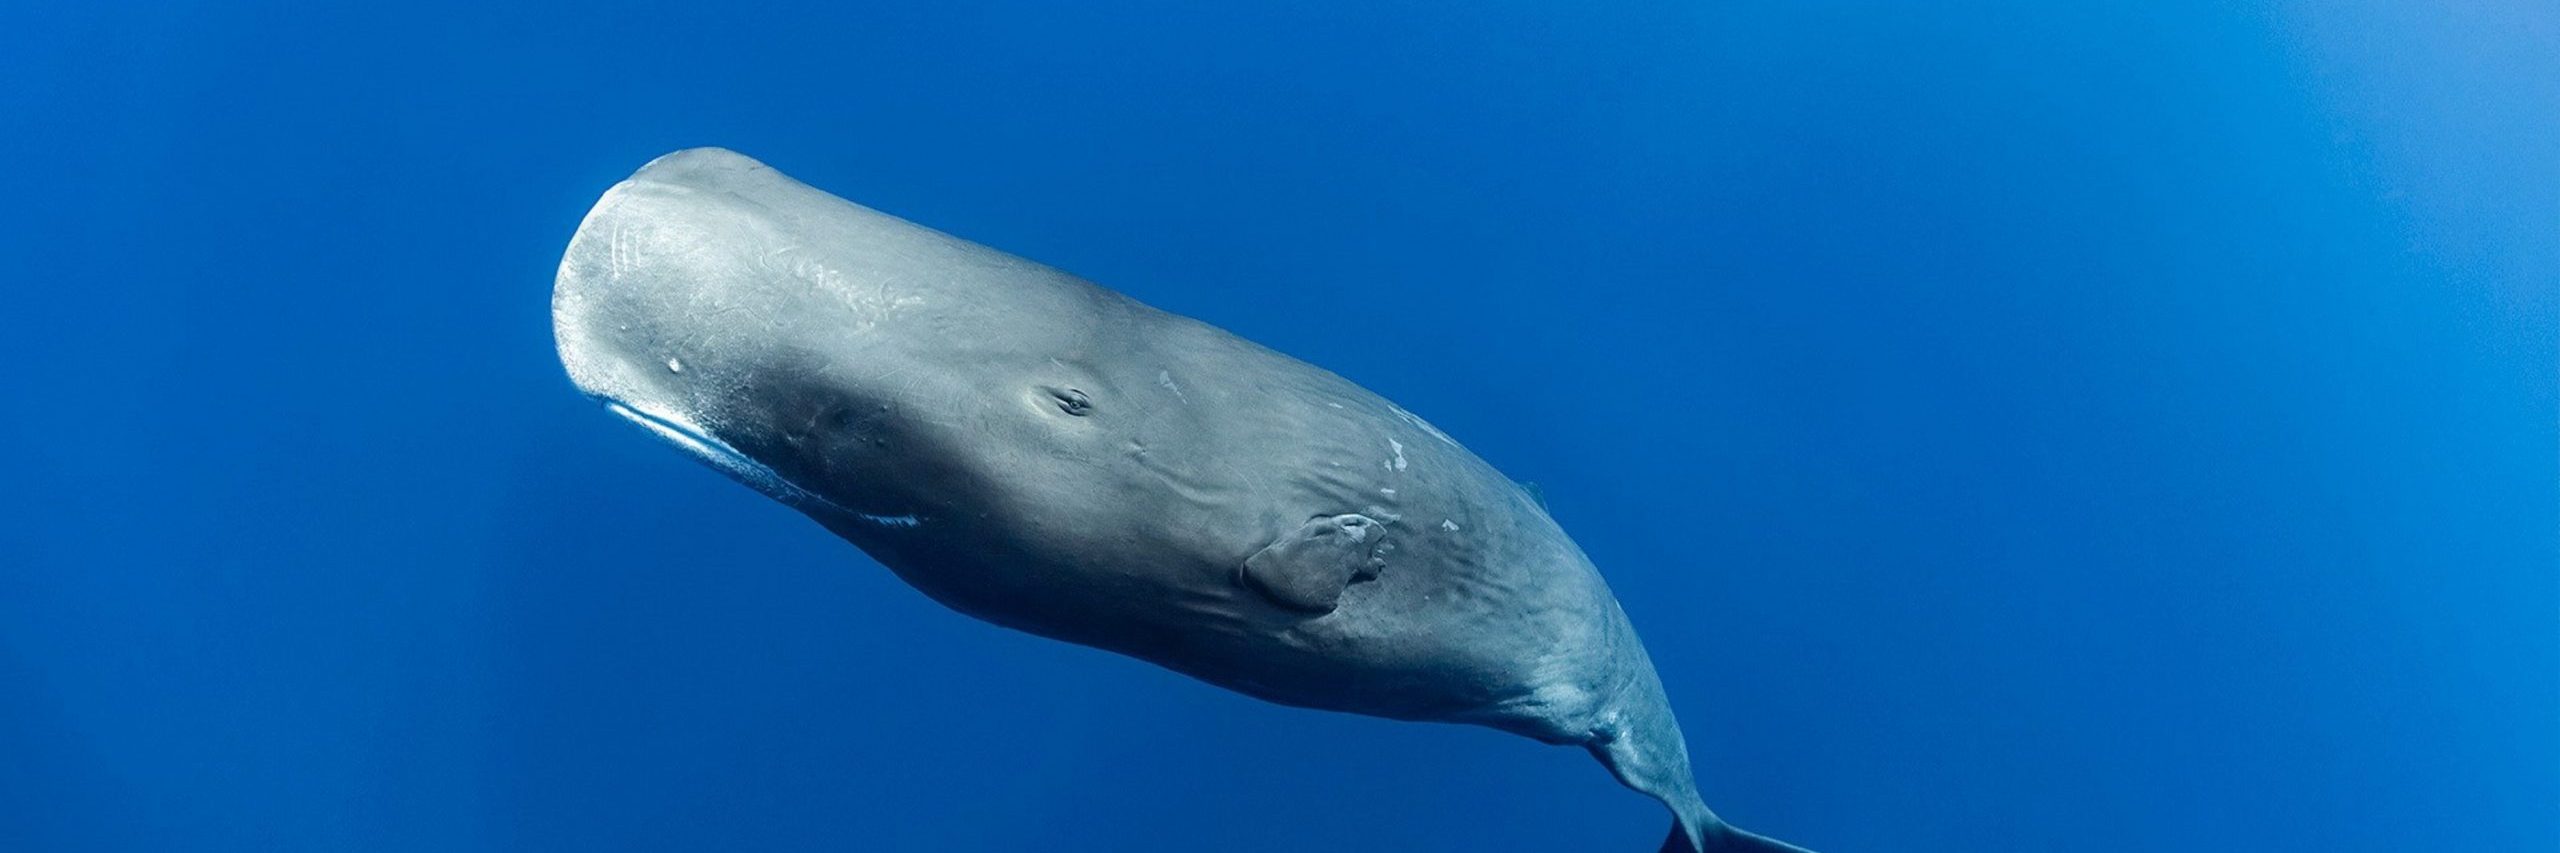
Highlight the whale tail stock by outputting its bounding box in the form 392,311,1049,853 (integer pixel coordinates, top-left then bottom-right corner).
1587,664,1819,853
1591,724,1821,853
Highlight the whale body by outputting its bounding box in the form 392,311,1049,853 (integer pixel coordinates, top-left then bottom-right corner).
552,147,1813,853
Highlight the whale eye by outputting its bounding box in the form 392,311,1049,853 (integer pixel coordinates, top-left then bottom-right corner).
1051,387,1093,416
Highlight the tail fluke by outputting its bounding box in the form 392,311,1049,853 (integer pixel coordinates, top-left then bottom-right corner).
1659,821,1819,853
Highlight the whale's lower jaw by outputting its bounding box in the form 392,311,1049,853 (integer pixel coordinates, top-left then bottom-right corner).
596,398,925,529
599,399,781,494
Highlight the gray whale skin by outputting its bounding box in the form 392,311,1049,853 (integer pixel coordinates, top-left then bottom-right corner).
553,148,1815,853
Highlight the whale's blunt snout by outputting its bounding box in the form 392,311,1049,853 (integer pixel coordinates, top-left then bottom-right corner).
551,148,818,502
551,148,775,410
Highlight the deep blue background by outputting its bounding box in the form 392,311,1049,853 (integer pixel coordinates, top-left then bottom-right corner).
3,2,2553,851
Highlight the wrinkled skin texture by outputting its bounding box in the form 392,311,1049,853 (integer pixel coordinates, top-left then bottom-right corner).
553,149,1775,851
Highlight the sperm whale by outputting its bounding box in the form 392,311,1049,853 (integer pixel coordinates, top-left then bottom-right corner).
553,147,1815,852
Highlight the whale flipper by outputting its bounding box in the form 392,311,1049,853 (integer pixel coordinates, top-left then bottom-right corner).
1239,513,1386,614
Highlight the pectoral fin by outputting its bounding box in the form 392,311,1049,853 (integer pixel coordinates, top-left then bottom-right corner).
1240,513,1386,614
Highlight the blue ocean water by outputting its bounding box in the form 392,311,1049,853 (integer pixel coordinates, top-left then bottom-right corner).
3,2,2553,851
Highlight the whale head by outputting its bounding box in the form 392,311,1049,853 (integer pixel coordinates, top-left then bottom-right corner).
551,148,1089,531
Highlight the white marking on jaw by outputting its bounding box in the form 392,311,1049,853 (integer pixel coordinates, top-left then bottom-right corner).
1386,438,1408,472
605,401,776,493
665,357,684,373
600,400,918,529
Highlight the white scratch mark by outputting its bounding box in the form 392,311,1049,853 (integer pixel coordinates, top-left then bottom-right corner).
1387,438,1408,472
1379,488,1397,497
1441,519,1461,532
777,251,924,330
607,224,630,281
1157,369,1188,402
856,512,924,528
1390,405,1460,447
